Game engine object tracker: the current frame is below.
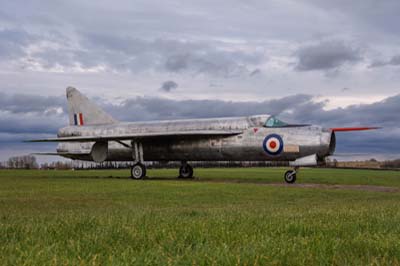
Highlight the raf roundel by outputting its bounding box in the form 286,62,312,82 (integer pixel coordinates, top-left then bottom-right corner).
263,134,284,156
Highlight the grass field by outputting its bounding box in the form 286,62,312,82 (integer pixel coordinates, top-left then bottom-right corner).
1,168,400,265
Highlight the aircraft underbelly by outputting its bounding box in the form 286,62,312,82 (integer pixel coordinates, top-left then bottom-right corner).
105,137,303,161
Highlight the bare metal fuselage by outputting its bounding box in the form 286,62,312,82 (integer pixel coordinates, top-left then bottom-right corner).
56,115,335,162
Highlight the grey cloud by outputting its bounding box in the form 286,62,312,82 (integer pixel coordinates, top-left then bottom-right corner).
106,94,315,122
0,112,65,134
0,91,66,134
295,41,362,71
160,80,178,92
0,29,33,59
285,94,400,128
249,69,261,76
370,55,400,68
390,55,400,65
0,92,65,114
164,49,261,77
0,28,71,68
306,0,400,36
0,25,264,77
165,54,189,72
23,33,264,77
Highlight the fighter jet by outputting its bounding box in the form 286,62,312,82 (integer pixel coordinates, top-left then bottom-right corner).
28,87,378,183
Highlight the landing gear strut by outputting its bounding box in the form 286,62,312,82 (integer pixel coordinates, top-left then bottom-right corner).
284,167,298,184
179,162,194,179
130,141,146,179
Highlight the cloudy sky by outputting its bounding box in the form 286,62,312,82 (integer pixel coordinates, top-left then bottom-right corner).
1,0,399,162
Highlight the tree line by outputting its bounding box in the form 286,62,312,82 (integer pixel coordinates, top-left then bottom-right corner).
1,155,400,170
0,155,39,169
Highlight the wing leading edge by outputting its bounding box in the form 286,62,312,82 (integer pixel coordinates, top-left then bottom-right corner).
25,130,243,143
330,127,380,132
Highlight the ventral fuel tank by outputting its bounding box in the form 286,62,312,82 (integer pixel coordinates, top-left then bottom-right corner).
90,142,108,163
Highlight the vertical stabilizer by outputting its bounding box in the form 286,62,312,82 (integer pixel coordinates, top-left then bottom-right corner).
66,87,117,126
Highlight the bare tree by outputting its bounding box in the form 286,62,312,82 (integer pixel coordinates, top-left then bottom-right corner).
6,155,39,169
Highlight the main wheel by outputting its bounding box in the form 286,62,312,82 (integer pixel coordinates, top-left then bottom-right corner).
284,170,296,184
131,163,146,179
179,164,194,179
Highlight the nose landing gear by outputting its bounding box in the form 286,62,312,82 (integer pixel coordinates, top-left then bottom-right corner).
179,162,194,179
284,167,298,184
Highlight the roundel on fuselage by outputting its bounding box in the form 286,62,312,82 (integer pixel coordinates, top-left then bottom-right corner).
263,134,284,156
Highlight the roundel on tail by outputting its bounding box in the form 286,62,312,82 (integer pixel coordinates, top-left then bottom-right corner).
263,134,284,156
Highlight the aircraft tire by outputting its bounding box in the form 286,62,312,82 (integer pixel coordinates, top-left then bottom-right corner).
131,163,146,179
284,170,296,184
179,164,194,179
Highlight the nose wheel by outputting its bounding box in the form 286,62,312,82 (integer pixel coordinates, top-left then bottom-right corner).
179,163,194,179
284,168,297,184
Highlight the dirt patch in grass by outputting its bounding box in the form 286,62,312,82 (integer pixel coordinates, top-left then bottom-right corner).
182,178,400,193
147,176,400,192
268,183,400,193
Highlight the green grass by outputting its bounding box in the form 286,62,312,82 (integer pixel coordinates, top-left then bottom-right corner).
0,168,400,265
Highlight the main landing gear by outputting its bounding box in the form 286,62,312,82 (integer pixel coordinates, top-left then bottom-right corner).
179,162,194,179
130,162,195,180
130,141,146,179
129,141,195,180
284,167,299,184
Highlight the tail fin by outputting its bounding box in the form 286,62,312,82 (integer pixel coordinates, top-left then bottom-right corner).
66,87,117,126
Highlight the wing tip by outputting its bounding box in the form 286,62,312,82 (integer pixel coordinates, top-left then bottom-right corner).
30,152,61,156
23,139,49,143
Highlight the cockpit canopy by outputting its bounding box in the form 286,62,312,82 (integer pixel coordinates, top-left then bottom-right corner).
264,116,288,128
248,114,308,128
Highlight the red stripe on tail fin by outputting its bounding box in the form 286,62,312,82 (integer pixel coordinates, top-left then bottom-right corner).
79,113,84,126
